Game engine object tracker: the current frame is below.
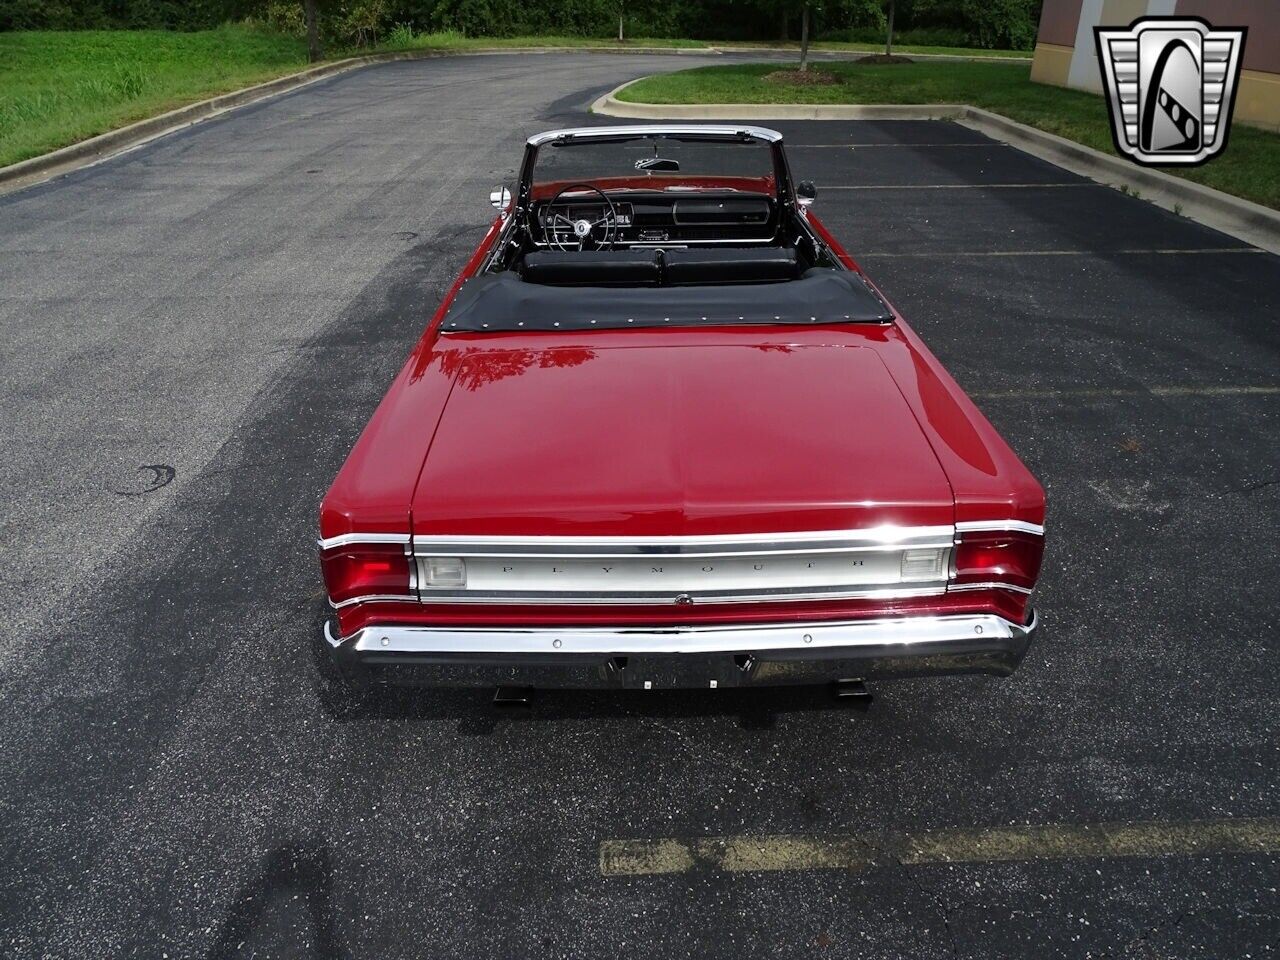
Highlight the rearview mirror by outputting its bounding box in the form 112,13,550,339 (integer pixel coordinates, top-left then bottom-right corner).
635,157,680,173
489,186,512,211
797,180,817,205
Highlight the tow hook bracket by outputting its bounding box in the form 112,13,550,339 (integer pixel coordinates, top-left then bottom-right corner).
493,685,534,707
834,678,872,701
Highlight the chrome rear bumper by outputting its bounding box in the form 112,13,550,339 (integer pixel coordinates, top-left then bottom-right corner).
322,611,1038,689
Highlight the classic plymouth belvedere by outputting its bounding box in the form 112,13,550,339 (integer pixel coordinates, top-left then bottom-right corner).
319,125,1044,694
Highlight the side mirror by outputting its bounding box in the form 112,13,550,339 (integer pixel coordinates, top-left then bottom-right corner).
797,180,817,206
489,186,512,211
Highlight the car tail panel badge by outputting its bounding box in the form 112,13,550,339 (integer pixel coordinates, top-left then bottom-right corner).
1095,17,1247,167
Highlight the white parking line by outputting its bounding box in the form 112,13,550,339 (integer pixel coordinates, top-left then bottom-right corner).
790,143,1003,148
822,182,1094,189
860,247,1263,257
971,385,1280,399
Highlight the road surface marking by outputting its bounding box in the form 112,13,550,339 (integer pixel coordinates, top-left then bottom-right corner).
858,247,1263,257
971,385,1280,399
600,817,1280,877
790,143,1007,148
822,182,1094,189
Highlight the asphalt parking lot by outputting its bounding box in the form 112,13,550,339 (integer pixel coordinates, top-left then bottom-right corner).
1,54,1277,959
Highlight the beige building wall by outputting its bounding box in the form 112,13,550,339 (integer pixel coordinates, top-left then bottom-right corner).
1030,0,1280,130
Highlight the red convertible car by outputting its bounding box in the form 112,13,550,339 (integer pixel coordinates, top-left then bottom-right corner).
319,125,1045,694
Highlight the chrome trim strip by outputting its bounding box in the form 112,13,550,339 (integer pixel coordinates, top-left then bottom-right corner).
527,125,784,146
954,520,1045,537
411,526,956,557
330,593,416,610
947,581,1034,596
330,612,1033,657
318,532,412,551
415,542,955,560
414,585,947,606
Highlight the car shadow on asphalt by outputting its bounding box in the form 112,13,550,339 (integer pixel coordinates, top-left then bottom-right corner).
318,681,873,736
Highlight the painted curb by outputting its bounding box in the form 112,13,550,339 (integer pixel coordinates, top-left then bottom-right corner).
0,45,714,195
592,81,1280,255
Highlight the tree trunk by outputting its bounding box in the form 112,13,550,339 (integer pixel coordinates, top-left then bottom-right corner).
304,0,321,63
799,4,810,72
885,0,895,58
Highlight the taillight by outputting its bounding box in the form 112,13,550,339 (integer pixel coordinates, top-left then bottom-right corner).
321,544,414,606
952,530,1043,592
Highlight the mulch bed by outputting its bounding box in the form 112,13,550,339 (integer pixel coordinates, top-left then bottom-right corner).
855,54,915,64
763,69,841,85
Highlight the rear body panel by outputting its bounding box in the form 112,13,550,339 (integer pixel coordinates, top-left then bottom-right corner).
319,157,1045,687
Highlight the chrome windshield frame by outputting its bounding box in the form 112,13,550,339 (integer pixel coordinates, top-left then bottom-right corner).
513,124,797,229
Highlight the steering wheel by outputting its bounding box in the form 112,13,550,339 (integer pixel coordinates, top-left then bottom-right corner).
544,183,619,252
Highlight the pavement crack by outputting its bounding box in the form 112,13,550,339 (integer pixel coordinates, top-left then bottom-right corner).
1235,476,1280,494
869,835,962,960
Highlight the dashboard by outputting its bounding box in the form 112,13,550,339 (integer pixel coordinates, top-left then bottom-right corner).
537,190,777,246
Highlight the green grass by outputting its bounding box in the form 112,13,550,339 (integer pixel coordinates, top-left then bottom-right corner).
619,61,1280,210
0,27,313,168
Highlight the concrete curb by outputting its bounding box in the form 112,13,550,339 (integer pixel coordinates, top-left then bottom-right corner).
0,45,715,195
714,45,1032,62
592,81,1280,255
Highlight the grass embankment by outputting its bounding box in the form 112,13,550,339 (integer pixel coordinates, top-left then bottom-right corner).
0,27,312,168
619,61,1280,210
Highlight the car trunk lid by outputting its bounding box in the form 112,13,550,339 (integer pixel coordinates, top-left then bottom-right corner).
411,342,953,537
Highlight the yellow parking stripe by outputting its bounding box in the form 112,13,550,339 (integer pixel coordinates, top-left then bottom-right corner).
600,817,1280,877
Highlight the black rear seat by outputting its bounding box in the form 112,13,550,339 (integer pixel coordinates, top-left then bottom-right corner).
663,247,799,285
521,246,800,287
521,249,661,286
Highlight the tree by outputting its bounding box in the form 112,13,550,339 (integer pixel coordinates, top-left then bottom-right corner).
798,2,811,72
884,0,895,57
303,0,321,63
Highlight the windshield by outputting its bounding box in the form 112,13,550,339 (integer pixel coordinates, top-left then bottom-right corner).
532,136,776,191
